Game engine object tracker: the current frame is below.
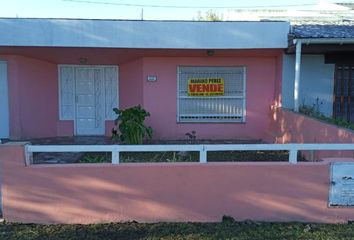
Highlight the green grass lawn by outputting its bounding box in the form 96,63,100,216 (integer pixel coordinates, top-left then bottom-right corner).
2,219,354,240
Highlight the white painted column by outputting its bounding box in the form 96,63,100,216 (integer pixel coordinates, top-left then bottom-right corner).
0,61,9,139
112,150,120,164
199,146,207,163
294,40,302,112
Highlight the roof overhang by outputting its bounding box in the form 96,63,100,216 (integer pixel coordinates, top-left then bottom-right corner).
294,38,354,44
0,47,283,64
0,18,290,49
287,37,354,54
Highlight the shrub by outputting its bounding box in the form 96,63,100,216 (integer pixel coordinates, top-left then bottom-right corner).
112,105,153,144
299,101,354,131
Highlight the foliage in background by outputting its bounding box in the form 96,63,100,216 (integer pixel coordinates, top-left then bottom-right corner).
195,9,223,21
299,98,354,131
79,153,110,163
112,105,153,144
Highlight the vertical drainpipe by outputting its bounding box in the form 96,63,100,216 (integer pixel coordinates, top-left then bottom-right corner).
294,39,302,112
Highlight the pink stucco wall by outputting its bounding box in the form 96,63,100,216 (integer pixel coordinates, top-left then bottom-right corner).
267,108,354,159
3,50,282,140
3,54,121,139
140,54,282,140
2,143,354,224
2,55,60,139
119,58,144,108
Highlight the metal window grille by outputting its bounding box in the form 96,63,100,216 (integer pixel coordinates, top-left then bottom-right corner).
177,66,246,122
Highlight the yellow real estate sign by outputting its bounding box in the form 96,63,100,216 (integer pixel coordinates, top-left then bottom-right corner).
188,78,224,96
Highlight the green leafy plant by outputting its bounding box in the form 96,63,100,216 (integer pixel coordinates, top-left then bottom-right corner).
112,105,153,144
299,99,354,131
299,98,323,118
166,152,178,162
185,130,197,143
80,154,110,163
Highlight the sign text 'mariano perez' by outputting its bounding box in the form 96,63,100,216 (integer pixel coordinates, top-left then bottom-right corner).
188,78,224,96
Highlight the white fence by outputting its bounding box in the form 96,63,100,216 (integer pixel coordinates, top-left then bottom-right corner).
25,143,354,165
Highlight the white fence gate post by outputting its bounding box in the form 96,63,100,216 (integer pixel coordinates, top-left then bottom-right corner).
24,144,33,166
112,151,120,164
200,145,207,163
289,148,298,164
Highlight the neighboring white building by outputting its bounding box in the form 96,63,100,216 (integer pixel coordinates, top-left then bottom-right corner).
224,2,354,24
283,24,354,122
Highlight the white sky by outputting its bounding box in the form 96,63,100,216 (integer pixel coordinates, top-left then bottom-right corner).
0,0,352,20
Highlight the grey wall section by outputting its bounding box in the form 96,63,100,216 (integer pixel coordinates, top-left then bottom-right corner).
282,54,335,117
0,61,9,138
0,18,289,49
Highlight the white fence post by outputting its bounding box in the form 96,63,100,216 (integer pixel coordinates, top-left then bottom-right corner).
24,144,33,166
289,148,298,164
112,151,120,164
200,145,207,163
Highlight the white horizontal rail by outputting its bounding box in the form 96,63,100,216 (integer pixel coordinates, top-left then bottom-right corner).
179,114,243,117
27,144,204,152
27,145,117,152
25,143,354,165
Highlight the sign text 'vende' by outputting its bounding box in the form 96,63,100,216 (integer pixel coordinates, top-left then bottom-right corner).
188,78,224,96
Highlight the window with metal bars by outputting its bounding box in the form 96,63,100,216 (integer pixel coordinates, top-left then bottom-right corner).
177,66,246,123
333,65,354,123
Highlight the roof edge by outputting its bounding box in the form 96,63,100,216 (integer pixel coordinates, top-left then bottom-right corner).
0,17,289,23
294,38,354,44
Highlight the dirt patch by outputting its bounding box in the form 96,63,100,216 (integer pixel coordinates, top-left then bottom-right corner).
78,150,305,163
33,152,84,164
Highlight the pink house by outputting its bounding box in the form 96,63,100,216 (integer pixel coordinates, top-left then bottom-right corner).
4,19,354,224
0,18,289,140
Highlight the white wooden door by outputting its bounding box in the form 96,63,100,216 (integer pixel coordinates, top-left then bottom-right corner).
75,68,105,135
0,61,9,138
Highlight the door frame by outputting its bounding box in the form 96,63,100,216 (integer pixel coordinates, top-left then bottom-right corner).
58,64,119,136
333,64,354,122
74,66,105,136
0,61,9,139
